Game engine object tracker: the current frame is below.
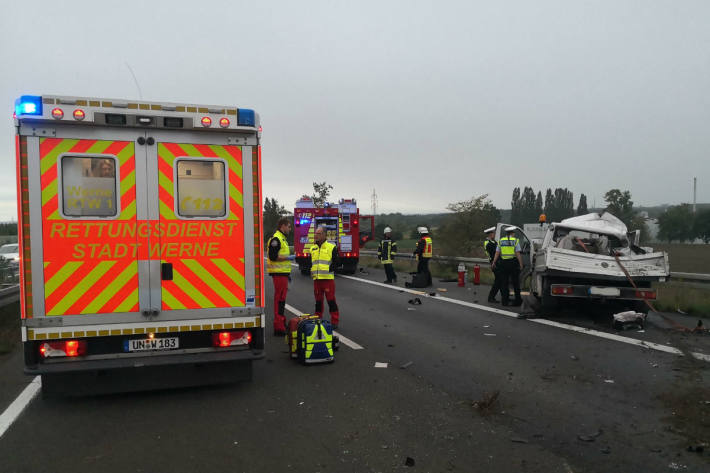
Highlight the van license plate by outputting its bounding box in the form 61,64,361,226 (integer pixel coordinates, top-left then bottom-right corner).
589,287,620,297
124,337,179,352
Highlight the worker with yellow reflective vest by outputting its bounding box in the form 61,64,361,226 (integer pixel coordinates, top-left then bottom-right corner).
378,226,398,284
491,226,523,306
310,225,340,328
413,226,433,287
267,217,295,335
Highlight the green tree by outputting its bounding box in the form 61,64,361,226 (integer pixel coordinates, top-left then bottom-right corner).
510,187,521,226
658,204,695,243
311,181,333,208
0,223,17,236
604,189,635,226
374,222,403,241
438,194,500,256
263,197,289,244
693,209,710,243
577,194,588,215
535,191,543,217
520,187,537,224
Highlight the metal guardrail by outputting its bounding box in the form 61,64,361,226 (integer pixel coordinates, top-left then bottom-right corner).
0,284,20,308
360,250,710,283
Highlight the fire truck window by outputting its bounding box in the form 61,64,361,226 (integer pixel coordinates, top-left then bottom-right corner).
176,160,226,218
60,156,118,217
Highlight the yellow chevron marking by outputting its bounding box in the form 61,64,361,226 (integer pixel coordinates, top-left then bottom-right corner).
171,269,215,308
40,139,79,174
183,259,242,306
212,258,246,291
114,288,139,313
45,261,83,299
162,287,187,310
48,261,116,315
208,145,243,178
82,263,138,314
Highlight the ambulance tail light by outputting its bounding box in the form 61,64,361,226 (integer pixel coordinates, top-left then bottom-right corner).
201,116,212,127
51,108,64,119
14,95,43,116
39,340,87,358
73,109,86,121
237,109,255,126
551,285,574,295
212,330,251,347
635,289,656,300
219,117,230,128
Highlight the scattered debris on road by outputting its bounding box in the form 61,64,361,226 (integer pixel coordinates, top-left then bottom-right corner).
472,390,500,415
612,311,645,330
604,379,615,384
374,362,388,368
570,354,579,361
510,437,528,444
408,298,422,305
437,288,448,292
405,457,415,467
577,429,603,442
400,361,413,369
484,333,497,337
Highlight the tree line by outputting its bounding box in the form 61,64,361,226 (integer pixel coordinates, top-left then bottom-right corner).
510,187,587,227
657,205,710,243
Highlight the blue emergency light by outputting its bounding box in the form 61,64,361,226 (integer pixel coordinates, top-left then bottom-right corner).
237,108,255,126
299,218,311,225
14,95,43,116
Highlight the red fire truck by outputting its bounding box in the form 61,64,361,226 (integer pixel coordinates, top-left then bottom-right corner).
293,197,374,275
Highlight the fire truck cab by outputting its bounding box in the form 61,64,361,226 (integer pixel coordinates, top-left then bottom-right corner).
293,197,374,275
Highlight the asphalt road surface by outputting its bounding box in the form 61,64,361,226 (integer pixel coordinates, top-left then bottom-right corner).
0,266,708,472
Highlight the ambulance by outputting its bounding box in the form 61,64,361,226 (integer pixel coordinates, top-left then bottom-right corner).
293,197,374,275
13,95,265,395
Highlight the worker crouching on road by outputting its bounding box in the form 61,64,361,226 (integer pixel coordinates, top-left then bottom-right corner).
483,226,501,303
311,225,340,329
267,217,295,336
491,226,523,306
378,226,398,284
413,226,433,287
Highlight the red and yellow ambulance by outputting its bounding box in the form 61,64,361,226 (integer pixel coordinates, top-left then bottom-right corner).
13,95,264,394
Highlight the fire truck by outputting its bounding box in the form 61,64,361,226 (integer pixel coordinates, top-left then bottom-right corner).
13,94,265,395
293,197,374,275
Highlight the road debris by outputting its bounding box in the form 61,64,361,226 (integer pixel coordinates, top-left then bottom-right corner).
408,298,422,305
405,457,415,467
570,355,579,361
484,333,497,337
577,429,603,442
400,361,413,369
600,446,611,454
686,444,705,453
604,379,615,384
510,437,528,444
407,307,416,311
472,390,500,415
374,362,388,368
612,311,645,330
437,288,448,292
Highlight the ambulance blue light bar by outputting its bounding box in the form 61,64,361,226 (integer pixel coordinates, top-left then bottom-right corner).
237,108,255,126
14,95,43,116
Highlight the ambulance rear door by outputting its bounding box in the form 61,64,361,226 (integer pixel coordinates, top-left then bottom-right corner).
146,130,257,318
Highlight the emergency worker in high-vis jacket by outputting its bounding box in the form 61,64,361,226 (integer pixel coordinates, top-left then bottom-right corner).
491,226,523,306
267,217,295,335
378,226,398,284
413,226,433,287
310,225,340,328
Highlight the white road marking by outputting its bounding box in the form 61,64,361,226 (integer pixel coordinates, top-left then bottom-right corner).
339,274,709,362
284,303,364,350
0,376,41,439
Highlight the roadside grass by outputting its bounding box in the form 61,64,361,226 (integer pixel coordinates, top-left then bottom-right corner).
0,301,20,355
652,243,710,274
654,282,710,317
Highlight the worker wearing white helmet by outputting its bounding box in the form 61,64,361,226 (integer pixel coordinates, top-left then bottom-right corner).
409,226,433,287
491,226,523,306
377,226,398,283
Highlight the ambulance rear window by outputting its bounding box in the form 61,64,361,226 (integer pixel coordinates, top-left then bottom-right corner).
60,156,118,218
176,160,227,218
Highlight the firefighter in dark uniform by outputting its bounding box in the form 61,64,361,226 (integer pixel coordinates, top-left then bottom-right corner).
483,226,501,303
378,226,398,284
491,226,523,306
413,226,433,287
267,217,295,335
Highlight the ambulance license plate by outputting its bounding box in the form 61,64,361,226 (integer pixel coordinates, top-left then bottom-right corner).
124,337,179,352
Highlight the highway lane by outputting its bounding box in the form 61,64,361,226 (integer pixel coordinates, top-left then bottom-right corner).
0,267,707,472
281,267,709,472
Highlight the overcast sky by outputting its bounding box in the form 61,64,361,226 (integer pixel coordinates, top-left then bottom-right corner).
1,0,708,220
